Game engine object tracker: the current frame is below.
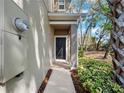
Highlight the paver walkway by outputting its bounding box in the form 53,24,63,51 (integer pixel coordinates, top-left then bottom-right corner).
44,67,76,93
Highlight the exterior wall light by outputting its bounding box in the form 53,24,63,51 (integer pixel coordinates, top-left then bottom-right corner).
14,18,29,32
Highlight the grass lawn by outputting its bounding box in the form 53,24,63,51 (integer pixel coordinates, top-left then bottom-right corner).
78,57,124,93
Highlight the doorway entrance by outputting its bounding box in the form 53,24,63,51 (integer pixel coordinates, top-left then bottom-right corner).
54,36,67,62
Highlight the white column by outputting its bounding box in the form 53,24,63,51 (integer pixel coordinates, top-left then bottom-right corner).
70,24,78,70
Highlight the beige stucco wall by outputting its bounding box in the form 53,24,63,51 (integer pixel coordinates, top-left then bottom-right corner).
47,0,53,12
0,1,4,78
0,0,54,93
0,0,4,28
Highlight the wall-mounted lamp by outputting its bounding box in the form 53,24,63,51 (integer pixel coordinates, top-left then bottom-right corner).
14,18,29,32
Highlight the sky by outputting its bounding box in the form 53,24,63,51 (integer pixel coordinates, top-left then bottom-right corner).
76,0,111,44
77,1,108,37
82,2,91,13
77,2,94,33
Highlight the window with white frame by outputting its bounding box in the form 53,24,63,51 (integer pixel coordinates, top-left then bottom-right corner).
58,0,65,11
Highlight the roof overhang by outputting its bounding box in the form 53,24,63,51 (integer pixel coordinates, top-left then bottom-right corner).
49,21,77,25
48,13,79,21
51,24,71,31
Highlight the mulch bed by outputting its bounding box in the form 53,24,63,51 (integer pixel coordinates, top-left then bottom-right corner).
38,69,53,93
71,70,90,93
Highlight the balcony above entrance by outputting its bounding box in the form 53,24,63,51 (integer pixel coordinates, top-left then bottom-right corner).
48,0,86,21
48,13,79,21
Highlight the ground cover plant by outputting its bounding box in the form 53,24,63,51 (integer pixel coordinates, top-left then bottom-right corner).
78,57,124,93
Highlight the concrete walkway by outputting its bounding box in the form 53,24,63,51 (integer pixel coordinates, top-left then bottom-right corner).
44,67,76,93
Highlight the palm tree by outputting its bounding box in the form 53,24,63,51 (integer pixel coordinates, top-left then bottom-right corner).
107,0,124,87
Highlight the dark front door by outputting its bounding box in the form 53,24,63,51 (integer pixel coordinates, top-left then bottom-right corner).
56,37,66,60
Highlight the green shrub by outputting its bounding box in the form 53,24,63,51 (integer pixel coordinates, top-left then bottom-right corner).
78,50,84,57
78,57,124,93
78,46,85,57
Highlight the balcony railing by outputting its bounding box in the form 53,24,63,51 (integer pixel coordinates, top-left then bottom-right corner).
49,0,83,14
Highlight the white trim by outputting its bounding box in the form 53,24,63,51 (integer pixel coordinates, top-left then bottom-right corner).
54,35,68,63
49,21,77,25
58,9,66,12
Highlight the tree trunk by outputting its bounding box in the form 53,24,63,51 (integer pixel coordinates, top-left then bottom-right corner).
108,0,124,87
103,37,111,59
82,14,94,47
82,22,92,47
96,37,102,51
96,39,101,51
80,23,83,47
103,48,109,59
103,44,110,59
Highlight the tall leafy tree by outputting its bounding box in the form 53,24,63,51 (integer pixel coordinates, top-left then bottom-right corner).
76,0,124,86
95,19,112,51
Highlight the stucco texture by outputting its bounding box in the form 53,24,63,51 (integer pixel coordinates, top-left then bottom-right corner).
0,0,54,93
